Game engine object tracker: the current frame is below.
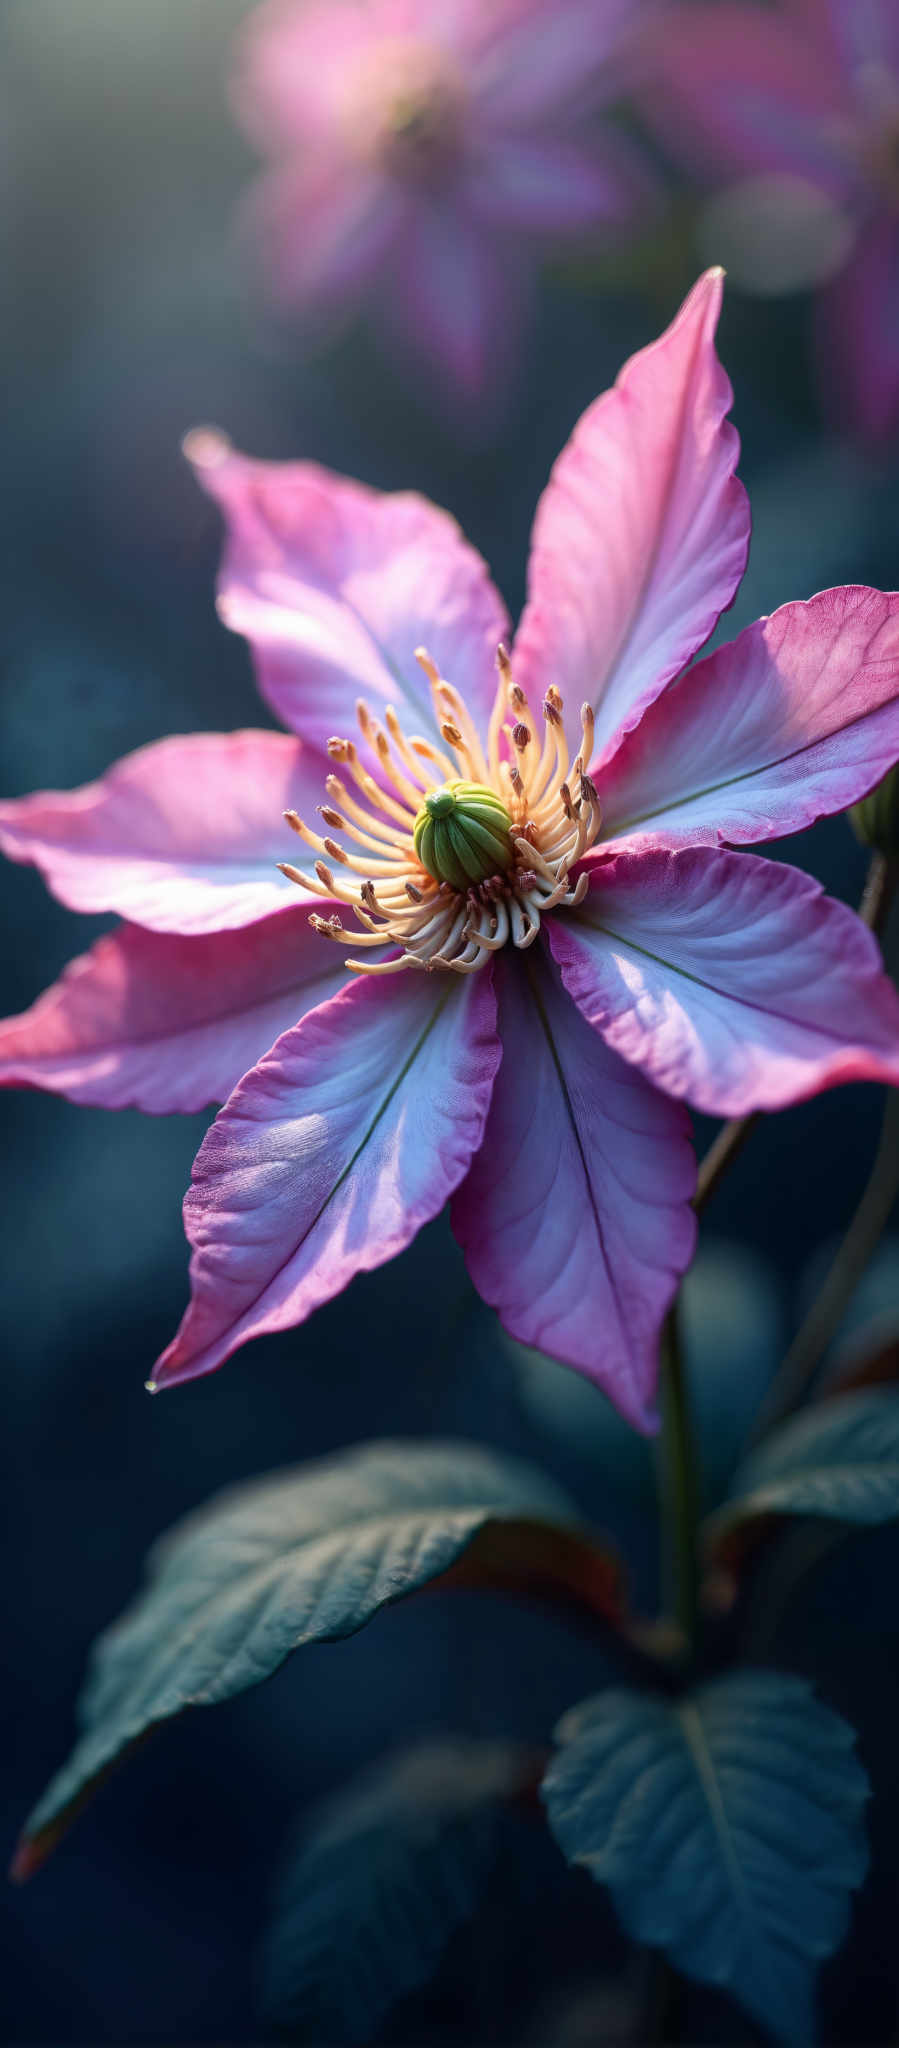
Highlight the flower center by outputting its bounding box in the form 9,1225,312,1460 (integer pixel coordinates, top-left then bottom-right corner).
346,42,465,184
381,80,462,178
277,645,601,976
413,782,515,889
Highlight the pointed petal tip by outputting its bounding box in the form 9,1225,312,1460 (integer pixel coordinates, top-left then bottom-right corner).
182,425,232,473
632,1394,661,1439
685,264,726,322
9,1836,42,1885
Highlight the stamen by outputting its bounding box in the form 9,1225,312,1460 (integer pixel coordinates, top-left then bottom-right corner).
384,707,432,787
347,954,420,976
279,859,320,892
414,646,441,689
281,644,601,976
324,775,410,848
487,646,511,782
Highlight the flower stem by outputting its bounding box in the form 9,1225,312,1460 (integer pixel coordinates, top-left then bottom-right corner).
693,1110,760,1216
749,1086,899,1441
658,1300,699,1653
859,850,899,940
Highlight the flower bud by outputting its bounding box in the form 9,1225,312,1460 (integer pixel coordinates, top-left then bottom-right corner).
850,765,899,856
413,780,515,890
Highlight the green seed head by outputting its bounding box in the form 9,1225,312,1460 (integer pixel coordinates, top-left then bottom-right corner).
850,764,899,857
413,780,515,891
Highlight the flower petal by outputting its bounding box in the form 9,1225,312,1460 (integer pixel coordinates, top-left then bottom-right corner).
188,435,510,752
637,4,851,186
452,952,696,1432
816,221,899,445
798,0,899,91
0,907,344,1114
464,133,654,235
382,200,530,402
232,0,379,153
550,847,899,1117
152,967,500,1388
239,158,404,319
0,730,320,934
511,270,749,758
468,0,635,126
598,587,899,852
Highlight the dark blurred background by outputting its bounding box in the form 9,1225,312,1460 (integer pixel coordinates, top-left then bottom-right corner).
2,2,899,2041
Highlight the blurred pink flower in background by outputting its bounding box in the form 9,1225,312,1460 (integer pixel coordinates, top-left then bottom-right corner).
232,0,652,401
3,275,899,1429
642,0,899,439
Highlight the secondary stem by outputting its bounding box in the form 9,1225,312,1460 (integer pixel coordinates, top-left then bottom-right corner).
658,1301,699,1653
859,850,899,940
749,1087,899,1440
693,1111,760,1216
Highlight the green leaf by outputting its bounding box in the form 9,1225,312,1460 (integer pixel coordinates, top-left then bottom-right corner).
262,1737,533,2043
542,1671,869,2042
706,1391,899,1570
14,1439,593,1877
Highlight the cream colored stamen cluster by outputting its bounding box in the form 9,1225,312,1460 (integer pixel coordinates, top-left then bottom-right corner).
278,644,601,975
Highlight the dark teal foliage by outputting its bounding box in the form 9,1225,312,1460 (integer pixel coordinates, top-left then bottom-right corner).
262,1738,529,2043
542,1671,869,2042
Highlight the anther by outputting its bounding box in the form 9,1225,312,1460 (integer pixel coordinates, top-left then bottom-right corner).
580,772,600,808
284,809,303,835
509,684,527,709
496,643,512,681
415,647,441,686
318,807,344,830
543,694,562,727
508,764,524,794
441,721,463,745
560,781,575,820
315,860,335,889
360,880,378,911
278,862,308,886
512,721,530,751
405,881,424,902
327,737,350,760
322,838,348,863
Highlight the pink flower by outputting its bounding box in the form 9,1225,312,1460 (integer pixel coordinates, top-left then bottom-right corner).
231,0,652,401
4,272,899,1429
641,0,899,439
